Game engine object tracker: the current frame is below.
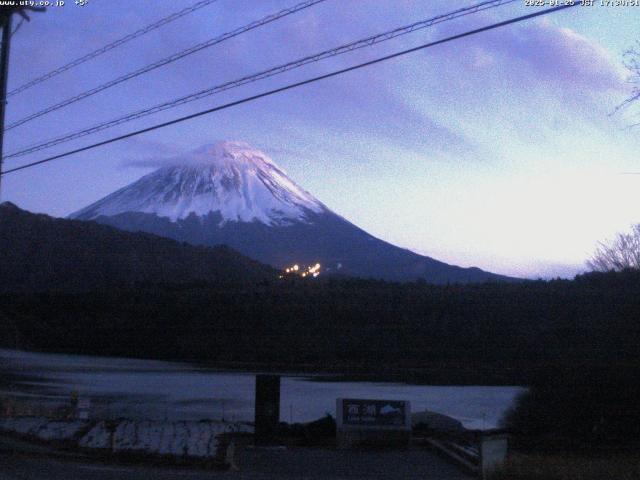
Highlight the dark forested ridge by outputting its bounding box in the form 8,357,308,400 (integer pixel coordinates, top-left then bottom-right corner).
0,202,275,292
2,202,639,385
2,269,640,385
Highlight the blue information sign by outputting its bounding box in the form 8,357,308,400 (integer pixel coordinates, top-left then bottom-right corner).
341,399,407,426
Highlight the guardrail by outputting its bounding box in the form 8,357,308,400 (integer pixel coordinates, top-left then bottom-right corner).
417,429,509,478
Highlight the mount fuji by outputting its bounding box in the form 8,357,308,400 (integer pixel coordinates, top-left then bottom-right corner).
70,141,512,283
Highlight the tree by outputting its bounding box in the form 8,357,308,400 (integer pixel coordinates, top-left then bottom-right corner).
615,41,640,126
587,224,640,272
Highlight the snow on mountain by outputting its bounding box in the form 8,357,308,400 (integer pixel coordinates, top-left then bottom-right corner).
70,141,326,225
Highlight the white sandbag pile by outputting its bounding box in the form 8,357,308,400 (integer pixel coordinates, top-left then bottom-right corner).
0,416,89,441
0,416,252,459
79,419,252,457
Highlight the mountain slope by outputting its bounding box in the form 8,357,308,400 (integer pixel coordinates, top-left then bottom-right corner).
71,141,515,284
0,202,275,292
91,210,511,283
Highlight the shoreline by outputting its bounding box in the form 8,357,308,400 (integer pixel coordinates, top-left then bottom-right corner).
2,346,526,386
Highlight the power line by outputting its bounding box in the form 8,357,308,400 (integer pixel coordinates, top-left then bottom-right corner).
5,0,517,159
0,5,46,199
4,0,328,131
1,3,579,178
5,0,220,98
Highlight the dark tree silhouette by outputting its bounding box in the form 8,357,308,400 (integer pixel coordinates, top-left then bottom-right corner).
615,41,640,125
587,224,640,272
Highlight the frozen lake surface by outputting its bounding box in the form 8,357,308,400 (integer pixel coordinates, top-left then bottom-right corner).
0,349,523,430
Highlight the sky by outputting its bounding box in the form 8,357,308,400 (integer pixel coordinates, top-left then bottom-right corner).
2,0,640,279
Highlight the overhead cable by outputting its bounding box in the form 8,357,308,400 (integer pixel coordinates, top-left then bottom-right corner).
5,0,516,158
6,0,221,98
1,4,579,177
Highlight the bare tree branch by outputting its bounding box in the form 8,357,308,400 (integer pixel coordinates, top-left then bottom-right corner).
613,41,640,116
587,224,640,272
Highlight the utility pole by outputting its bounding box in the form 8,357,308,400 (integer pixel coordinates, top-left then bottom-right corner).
0,6,45,200
0,11,13,200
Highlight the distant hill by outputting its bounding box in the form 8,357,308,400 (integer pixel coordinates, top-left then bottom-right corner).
0,202,275,292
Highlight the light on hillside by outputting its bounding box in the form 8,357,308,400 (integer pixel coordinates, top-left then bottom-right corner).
282,262,322,279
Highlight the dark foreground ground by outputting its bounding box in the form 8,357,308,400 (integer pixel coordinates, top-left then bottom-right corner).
0,436,470,480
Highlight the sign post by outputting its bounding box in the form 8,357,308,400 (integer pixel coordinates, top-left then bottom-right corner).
336,398,411,449
77,397,91,420
479,432,508,479
254,375,280,446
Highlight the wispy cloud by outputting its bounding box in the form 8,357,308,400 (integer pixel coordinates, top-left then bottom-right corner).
473,18,627,93
118,138,184,169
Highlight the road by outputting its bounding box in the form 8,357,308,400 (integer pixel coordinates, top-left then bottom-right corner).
1,454,235,480
0,436,471,479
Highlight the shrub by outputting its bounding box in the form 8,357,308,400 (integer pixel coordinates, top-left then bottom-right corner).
503,367,640,449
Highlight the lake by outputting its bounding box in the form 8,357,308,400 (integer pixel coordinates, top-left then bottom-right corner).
0,348,523,430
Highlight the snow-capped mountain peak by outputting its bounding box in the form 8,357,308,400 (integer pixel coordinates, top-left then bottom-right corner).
69,140,513,283
70,141,326,225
